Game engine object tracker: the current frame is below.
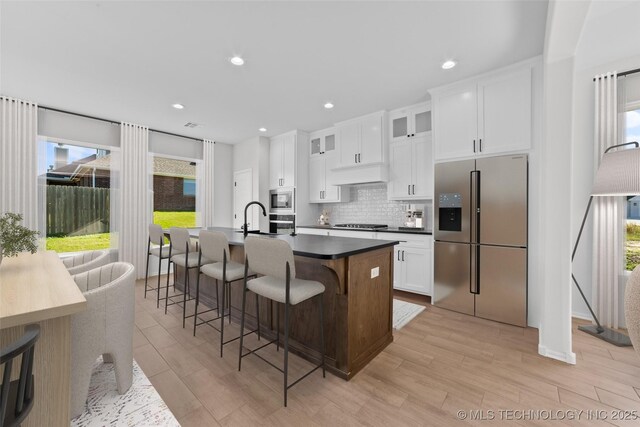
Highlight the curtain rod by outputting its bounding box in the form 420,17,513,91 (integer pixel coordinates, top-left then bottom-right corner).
38,104,210,143
592,67,640,81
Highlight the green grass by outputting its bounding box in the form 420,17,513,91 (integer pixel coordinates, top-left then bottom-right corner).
45,211,196,253
46,232,111,253
153,211,196,229
626,223,640,271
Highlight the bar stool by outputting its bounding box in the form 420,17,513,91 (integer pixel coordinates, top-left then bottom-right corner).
167,228,211,327
194,230,259,356
144,224,172,308
238,236,326,407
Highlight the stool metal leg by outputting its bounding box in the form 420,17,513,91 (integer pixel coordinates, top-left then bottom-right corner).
220,279,226,358
238,262,249,371
276,302,280,352
144,239,151,299
255,294,261,341
283,299,290,407
193,252,202,337
319,294,326,378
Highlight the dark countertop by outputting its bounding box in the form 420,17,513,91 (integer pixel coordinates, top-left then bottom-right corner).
182,227,399,260
298,225,433,236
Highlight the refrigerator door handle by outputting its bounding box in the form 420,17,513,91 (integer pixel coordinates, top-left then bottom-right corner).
470,245,479,294
470,170,480,244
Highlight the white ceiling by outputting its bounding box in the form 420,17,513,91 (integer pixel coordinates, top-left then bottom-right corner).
0,1,548,144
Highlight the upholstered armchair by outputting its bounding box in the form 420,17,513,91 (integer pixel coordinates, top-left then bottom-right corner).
70,262,135,419
62,250,111,275
625,265,640,359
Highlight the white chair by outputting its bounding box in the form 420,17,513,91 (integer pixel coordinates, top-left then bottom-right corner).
168,228,211,327
194,230,257,356
144,224,172,308
70,262,135,419
238,236,326,407
62,250,110,275
625,265,640,359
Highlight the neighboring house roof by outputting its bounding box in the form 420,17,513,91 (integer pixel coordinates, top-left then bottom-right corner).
75,154,196,179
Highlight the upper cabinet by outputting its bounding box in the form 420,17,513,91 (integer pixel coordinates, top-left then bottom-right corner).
309,127,337,157
309,153,349,203
388,134,433,200
431,66,532,161
270,132,297,189
389,102,431,143
335,111,386,168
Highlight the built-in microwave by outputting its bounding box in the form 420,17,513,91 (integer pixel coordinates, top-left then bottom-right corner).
269,187,295,214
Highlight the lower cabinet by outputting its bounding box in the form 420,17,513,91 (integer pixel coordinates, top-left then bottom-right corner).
393,237,433,296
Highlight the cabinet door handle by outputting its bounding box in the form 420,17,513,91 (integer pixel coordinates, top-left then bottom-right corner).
354,153,357,164
357,153,361,163
397,251,400,261
479,138,482,152
412,184,415,195
402,250,405,261
473,139,476,153
408,185,411,195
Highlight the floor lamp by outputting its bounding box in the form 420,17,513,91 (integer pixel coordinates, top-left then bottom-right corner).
572,141,640,346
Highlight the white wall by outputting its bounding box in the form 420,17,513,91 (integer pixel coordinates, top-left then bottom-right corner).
233,136,269,230
213,142,233,227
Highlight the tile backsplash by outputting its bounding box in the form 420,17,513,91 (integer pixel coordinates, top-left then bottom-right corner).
314,183,432,229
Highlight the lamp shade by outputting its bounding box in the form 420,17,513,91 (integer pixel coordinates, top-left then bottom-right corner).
592,147,640,196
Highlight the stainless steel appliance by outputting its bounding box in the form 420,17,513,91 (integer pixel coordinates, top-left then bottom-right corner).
269,187,295,214
269,214,296,235
333,223,389,230
434,154,528,327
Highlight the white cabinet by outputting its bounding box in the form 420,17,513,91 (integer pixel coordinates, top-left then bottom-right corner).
296,227,330,236
270,133,297,189
388,134,433,200
309,154,348,203
389,102,431,143
432,66,532,161
310,128,337,157
392,236,433,296
336,112,386,168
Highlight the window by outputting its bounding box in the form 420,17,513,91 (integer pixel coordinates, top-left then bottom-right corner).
41,139,113,253
152,156,197,229
625,109,640,271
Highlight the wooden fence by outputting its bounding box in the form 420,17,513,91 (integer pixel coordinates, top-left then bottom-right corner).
47,186,110,236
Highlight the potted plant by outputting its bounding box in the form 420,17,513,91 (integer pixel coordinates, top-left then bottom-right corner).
0,212,39,265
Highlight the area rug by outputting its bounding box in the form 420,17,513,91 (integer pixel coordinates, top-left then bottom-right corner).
393,299,426,330
71,357,180,427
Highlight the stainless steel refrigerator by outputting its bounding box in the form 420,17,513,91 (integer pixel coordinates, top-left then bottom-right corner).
433,154,528,327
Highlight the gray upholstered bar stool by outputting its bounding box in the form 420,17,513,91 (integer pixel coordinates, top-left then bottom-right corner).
238,236,326,407
194,230,259,356
167,227,211,327
144,224,173,308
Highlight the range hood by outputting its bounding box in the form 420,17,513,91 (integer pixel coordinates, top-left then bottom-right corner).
329,163,389,186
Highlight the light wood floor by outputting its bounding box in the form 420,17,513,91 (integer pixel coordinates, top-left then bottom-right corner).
132,279,640,426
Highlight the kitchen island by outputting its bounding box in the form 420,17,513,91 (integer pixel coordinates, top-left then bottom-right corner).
175,227,399,380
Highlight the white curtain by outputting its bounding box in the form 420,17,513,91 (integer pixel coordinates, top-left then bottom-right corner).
592,72,625,328
118,122,150,279
0,97,38,230
201,139,215,227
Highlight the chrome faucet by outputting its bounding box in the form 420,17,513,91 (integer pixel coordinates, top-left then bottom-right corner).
243,201,267,237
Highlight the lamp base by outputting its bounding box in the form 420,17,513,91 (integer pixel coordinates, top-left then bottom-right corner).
578,325,632,347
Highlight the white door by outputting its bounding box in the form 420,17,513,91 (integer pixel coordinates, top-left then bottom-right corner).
269,137,283,189
282,134,296,187
337,121,359,167
434,85,478,161
309,156,325,203
411,105,432,139
478,67,532,155
389,142,413,199
322,152,341,202
310,131,322,156
401,246,429,295
389,110,410,143
412,135,433,199
359,114,383,165
393,246,404,290
233,169,253,230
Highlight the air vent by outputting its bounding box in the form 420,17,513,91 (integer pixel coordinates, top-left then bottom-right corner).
183,122,201,128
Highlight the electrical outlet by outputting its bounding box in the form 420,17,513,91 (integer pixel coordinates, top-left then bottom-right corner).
371,266,379,279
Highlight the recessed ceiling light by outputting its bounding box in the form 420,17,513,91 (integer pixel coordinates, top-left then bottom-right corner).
442,60,457,70
172,103,184,109
259,127,267,132
230,56,245,66
324,102,334,109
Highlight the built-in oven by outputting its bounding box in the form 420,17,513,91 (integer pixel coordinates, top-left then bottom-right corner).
269,187,295,214
269,214,296,235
